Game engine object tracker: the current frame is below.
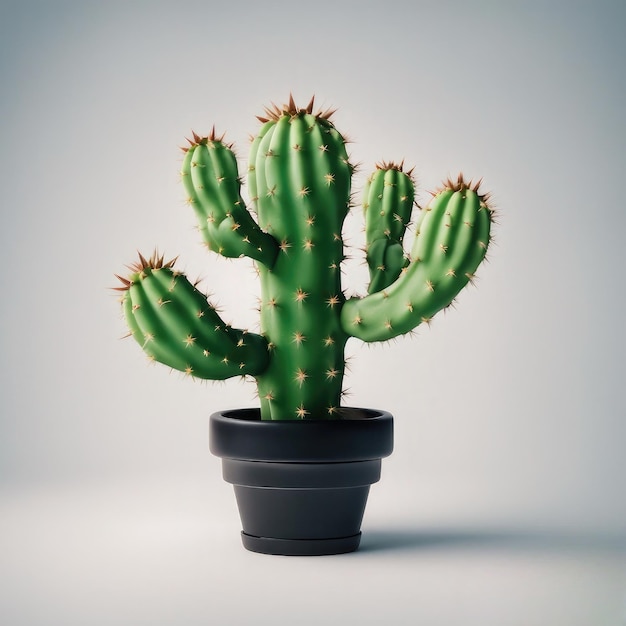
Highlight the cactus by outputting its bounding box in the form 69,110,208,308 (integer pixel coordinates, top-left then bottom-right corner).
116,96,494,420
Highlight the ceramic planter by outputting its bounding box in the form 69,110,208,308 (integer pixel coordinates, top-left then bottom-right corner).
209,407,393,556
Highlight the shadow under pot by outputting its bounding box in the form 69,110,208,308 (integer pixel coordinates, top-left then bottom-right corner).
209,407,394,556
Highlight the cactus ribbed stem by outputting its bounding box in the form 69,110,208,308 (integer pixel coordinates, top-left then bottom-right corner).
251,112,351,419
123,261,269,378
364,165,414,293
181,134,278,267
118,98,494,420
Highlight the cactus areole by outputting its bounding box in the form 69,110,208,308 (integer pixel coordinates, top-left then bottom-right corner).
116,96,494,423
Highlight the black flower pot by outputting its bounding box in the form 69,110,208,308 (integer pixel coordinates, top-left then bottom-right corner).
209,407,393,556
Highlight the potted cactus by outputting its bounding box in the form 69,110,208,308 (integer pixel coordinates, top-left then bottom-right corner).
115,96,494,555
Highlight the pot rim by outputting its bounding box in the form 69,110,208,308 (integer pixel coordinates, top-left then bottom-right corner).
209,406,394,463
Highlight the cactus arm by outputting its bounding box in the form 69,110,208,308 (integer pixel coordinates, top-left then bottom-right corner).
121,258,269,379
341,182,492,342
181,135,279,267
363,165,415,293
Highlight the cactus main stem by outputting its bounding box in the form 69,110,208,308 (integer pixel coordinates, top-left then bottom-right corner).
249,111,352,420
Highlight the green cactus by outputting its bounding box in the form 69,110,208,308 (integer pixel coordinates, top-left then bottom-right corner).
116,96,494,420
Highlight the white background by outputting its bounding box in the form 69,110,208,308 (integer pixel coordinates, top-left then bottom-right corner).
1,1,625,624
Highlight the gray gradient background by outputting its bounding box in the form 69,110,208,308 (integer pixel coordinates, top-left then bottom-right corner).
1,1,625,624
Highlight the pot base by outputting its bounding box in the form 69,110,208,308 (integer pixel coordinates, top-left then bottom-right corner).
241,531,361,556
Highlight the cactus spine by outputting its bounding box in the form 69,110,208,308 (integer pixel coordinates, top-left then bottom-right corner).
117,97,494,420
